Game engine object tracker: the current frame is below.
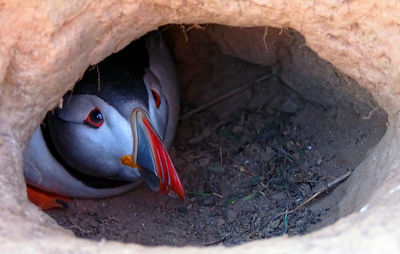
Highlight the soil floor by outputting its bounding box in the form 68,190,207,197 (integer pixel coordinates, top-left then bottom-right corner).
46,35,387,246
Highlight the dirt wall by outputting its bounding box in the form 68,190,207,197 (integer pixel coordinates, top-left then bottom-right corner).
0,0,400,253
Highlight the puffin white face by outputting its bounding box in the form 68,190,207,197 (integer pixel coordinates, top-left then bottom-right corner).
48,94,142,181
47,90,184,200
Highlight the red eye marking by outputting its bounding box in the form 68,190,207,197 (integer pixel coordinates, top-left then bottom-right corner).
151,89,161,108
83,107,104,129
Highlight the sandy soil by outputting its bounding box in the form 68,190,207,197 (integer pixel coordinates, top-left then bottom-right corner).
45,32,387,246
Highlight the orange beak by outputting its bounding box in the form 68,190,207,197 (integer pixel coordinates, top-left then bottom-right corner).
123,109,185,200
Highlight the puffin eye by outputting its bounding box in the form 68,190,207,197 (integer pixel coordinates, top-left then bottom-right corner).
83,107,104,129
151,89,161,108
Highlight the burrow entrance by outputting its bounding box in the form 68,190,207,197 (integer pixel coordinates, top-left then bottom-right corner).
43,25,387,246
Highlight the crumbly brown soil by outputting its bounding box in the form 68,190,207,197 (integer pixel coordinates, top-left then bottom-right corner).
45,30,387,246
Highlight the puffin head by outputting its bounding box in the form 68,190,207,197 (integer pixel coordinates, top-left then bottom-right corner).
46,38,184,200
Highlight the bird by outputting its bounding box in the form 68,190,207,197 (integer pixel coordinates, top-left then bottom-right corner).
23,31,184,209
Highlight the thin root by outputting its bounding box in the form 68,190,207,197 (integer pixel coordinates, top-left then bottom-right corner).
275,168,353,218
180,73,272,120
362,107,378,120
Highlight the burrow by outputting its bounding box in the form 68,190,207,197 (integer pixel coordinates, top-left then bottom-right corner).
40,25,388,246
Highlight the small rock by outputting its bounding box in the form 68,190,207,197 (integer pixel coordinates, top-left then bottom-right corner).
286,140,295,150
198,157,210,167
271,191,286,201
232,125,245,133
300,183,311,196
119,229,131,237
200,207,211,217
217,218,225,227
268,219,281,229
262,146,275,161
225,209,237,224
257,124,279,142
202,198,214,207
281,98,301,114
207,165,225,175
178,206,188,213
262,219,281,235
99,227,106,235
317,156,324,165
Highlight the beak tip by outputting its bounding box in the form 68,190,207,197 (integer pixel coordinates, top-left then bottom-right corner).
176,189,185,201
134,110,185,201
169,189,185,201
162,180,185,201
169,172,185,201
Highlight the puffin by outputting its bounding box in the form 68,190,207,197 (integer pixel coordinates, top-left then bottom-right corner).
23,31,184,209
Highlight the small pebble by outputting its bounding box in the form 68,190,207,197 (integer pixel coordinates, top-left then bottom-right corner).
232,126,245,133
271,192,286,201
217,219,225,227
198,157,210,167
262,146,275,161
225,209,237,224
300,183,311,195
281,98,300,113
178,206,188,213
208,165,225,175
202,198,214,207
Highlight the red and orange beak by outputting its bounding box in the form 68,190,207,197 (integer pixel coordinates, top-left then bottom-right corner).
123,109,184,200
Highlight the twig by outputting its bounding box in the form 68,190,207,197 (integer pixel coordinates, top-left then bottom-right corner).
263,26,269,50
275,168,353,218
239,166,256,176
204,233,232,246
362,107,378,120
281,210,289,235
219,145,223,167
213,192,223,199
189,191,223,199
180,73,272,120
186,24,207,32
57,97,64,109
180,24,189,42
96,65,101,92
271,145,299,165
68,225,91,235
187,119,231,144
189,191,212,197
